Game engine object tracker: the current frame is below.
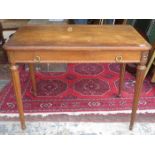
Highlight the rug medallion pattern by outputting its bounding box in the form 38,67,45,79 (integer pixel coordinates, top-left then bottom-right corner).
0,63,155,113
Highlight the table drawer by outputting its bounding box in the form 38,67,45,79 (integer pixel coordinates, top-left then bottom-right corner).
8,50,142,63
8,51,35,63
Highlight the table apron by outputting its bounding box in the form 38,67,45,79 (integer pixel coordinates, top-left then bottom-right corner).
7,50,142,64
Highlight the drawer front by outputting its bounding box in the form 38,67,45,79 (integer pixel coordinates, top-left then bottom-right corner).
8,50,142,63
8,51,35,63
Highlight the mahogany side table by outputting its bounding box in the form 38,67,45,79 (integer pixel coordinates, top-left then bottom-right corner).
4,25,151,130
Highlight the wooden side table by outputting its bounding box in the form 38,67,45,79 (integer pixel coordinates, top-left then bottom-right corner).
4,25,151,130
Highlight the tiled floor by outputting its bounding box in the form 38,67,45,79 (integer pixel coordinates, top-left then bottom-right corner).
0,122,155,135
0,80,9,90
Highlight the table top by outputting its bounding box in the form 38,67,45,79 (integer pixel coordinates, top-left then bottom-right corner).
4,25,151,51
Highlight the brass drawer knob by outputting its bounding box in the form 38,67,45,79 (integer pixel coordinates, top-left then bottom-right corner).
34,56,41,63
115,56,123,62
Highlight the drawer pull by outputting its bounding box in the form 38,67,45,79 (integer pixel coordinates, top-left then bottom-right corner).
115,56,123,62
34,56,41,63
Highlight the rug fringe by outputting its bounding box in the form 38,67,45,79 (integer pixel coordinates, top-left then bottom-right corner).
1,109,155,117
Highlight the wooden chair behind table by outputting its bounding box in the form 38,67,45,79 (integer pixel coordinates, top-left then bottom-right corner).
144,42,155,82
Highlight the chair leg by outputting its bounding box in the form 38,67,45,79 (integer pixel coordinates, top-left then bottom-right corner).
151,71,155,82
118,63,126,96
29,64,37,96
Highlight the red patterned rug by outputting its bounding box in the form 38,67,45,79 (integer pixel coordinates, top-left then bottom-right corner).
0,63,155,114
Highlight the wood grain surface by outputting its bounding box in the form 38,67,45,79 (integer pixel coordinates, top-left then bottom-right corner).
4,25,151,51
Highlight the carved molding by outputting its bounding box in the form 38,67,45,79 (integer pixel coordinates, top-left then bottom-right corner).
140,51,149,66
10,65,18,70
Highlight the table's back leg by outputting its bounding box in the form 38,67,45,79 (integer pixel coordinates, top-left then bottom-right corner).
129,52,148,130
10,64,26,130
118,63,126,96
29,64,37,96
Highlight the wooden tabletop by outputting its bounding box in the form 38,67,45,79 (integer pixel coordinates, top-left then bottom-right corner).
4,25,151,51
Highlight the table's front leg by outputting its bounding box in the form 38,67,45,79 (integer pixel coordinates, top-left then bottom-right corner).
10,64,26,130
129,52,148,130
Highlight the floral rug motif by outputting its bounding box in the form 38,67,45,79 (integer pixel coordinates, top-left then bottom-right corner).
0,64,155,113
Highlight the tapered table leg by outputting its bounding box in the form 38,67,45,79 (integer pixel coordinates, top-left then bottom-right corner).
118,63,126,96
10,64,26,130
129,52,148,130
29,64,37,96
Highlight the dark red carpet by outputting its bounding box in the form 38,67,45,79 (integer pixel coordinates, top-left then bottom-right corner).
0,63,155,113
